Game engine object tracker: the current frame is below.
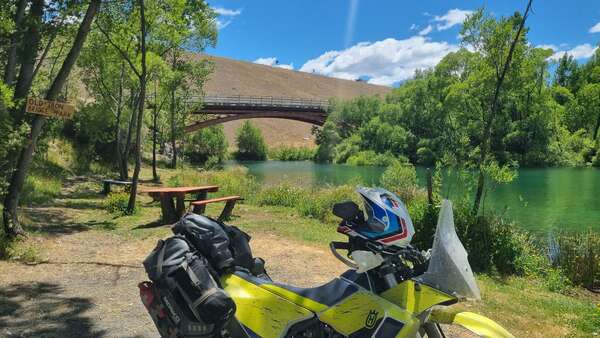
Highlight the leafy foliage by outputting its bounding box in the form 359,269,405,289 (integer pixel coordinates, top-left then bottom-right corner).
269,146,315,161
313,9,600,170
184,126,228,167
103,192,137,215
234,121,268,161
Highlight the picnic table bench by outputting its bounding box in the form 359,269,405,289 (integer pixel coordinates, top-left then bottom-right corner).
190,195,243,222
141,186,219,224
102,179,132,194
140,186,243,224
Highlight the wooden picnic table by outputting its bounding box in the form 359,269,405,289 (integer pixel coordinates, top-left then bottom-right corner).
140,185,219,224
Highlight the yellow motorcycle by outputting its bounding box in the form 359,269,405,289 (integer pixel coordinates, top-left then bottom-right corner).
220,198,514,338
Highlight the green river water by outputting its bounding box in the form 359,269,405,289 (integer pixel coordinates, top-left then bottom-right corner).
229,160,600,234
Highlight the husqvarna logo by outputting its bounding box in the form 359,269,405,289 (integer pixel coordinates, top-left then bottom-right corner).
365,310,378,329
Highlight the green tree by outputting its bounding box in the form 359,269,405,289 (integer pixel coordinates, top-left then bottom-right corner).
235,121,267,161
184,126,228,167
2,0,101,236
95,0,216,212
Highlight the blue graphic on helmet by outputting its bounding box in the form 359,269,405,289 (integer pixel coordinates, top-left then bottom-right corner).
355,187,414,246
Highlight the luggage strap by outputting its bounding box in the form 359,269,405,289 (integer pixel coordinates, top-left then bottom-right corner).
157,240,167,276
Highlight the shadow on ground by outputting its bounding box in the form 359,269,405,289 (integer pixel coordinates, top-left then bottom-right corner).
0,282,106,337
22,208,116,235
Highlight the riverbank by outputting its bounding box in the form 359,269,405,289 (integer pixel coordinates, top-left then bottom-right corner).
1,165,599,337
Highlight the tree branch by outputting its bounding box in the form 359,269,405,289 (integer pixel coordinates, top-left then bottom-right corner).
95,21,141,79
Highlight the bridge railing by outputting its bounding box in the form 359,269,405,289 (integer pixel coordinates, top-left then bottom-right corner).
197,95,329,110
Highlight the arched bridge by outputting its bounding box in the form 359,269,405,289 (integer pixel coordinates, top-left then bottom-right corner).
184,95,329,133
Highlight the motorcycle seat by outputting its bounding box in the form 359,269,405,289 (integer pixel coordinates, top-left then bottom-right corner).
234,271,359,312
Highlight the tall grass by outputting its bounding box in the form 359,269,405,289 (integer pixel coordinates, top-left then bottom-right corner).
556,230,599,290
166,166,259,199
21,175,62,205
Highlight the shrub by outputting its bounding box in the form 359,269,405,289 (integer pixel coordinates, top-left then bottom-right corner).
234,121,267,161
345,151,401,166
296,185,356,222
184,126,228,166
256,184,306,207
269,146,315,161
379,160,420,203
556,230,600,290
103,192,136,215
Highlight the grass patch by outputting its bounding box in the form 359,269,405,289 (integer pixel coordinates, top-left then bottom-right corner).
0,235,41,263
21,175,62,205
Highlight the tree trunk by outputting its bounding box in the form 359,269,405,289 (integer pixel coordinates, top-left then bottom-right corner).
472,0,532,215
127,0,147,213
12,0,43,103
2,0,101,237
3,0,27,86
152,82,158,181
121,92,139,180
115,62,127,180
170,87,177,168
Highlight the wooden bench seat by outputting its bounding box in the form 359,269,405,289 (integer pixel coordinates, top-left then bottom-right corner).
102,179,132,194
189,195,243,222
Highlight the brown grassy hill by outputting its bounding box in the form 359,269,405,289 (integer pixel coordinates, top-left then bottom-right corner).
198,54,391,148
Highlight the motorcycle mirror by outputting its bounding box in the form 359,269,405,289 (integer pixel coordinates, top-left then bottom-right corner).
332,201,363,221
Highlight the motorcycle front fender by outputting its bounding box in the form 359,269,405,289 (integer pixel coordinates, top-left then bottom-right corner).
430,309,514,338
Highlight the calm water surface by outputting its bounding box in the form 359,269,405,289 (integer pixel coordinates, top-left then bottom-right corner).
228,161,600,234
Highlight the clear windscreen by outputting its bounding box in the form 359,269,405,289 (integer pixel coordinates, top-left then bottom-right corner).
416,200,481,300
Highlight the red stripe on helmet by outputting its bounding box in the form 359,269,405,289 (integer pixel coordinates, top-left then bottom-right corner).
377,217,408,244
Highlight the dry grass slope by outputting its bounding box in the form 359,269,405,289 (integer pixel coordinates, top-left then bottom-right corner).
198,54,392,148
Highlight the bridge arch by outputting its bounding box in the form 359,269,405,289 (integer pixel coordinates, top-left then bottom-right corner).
184,95,329,133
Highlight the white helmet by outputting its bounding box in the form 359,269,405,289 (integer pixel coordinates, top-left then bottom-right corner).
356,187,415,247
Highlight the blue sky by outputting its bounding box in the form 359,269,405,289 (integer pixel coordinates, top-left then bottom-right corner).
207,0,600,86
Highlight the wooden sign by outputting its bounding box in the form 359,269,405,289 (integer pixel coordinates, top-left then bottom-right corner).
25,97,75,119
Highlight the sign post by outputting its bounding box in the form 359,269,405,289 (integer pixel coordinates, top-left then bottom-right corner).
25,97,75,119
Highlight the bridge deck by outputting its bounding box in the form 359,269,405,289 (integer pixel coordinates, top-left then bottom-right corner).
198,95,329,111
185,95,329,132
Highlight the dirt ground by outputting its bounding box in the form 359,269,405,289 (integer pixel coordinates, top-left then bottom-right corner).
0,229,348,338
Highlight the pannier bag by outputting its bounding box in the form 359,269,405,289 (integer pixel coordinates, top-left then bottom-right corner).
141,236,236,337
172,214,236,272
172,213,258,273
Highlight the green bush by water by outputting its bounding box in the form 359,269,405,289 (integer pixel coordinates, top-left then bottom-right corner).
269,146,315,161
556,230,600,290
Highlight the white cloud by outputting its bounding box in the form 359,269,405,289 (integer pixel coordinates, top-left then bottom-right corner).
212,6,242,30
536,44,558,51
254,57,294,70
548,43,598,61
433,9,473,31
410,23,418,30
299,36,459,86
419,25,433,36
590,22,600,34
213,7,241,16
